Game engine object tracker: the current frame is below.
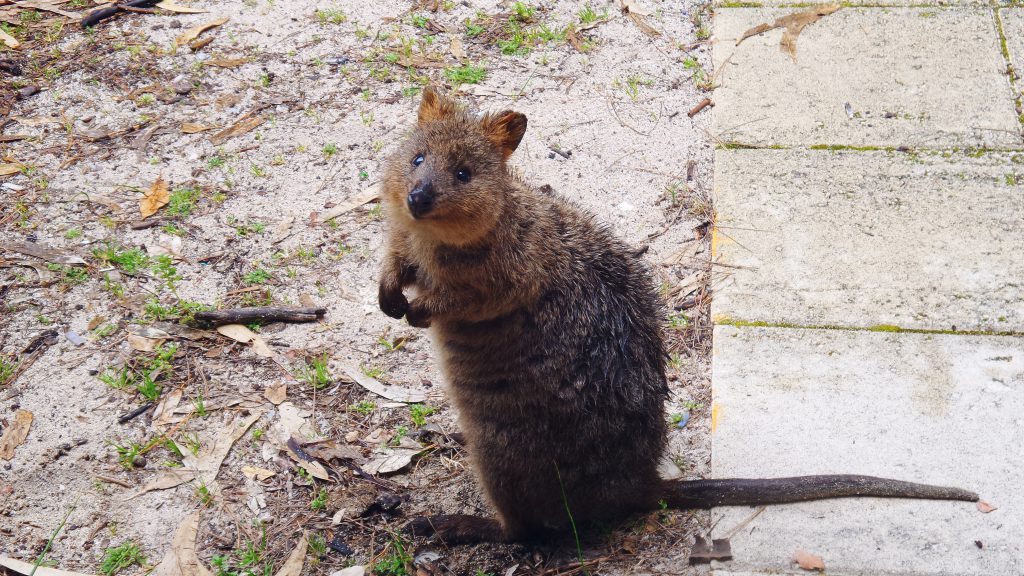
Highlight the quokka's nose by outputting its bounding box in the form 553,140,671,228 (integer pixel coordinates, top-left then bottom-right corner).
407,181,435,218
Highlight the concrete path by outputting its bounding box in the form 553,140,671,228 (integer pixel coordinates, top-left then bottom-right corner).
709,3,1024,575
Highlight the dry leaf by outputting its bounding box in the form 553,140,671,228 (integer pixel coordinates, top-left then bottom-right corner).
217,324,274,357
0,410,32,460
283,437,331,480
129,326,173,340
0,29,19,49
151,388,184,430
133,411,264,498
363,448,421,475
209,113,265,145
0,242,86,265
793,550,825,571
131,468,195,498
270,214,295,244
322,185,380,222
186,410,265,475
737,4,841,62
0,557,94,576
205,57,250,68
340,365,426,403
241,465,276,481
977,500,997,513
0,163,23,176
127,334,165,352
274,533,308,576
150,512,213,576
275,403,316,440
16,1,82,19
450,37,465,60
617,0,651,16
140,175,170,219
156,0,208,13
181,122,215,133
176,17,229,47
627,11,660,37
264,382,287,405
331,568,365,576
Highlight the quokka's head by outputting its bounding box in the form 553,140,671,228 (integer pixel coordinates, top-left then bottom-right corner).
383,86,527,245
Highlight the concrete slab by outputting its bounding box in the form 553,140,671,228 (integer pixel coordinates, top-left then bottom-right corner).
711,148,1024,332
712,8,1020,148
726,0,988,5
710,324,1024,576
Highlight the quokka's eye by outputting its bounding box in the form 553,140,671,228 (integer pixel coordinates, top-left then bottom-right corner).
412,154,425,167
456,168,471,183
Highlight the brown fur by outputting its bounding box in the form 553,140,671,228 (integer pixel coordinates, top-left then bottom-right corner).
379,88,977,544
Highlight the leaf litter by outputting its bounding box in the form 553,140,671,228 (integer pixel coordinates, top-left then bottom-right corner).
737,4,841,62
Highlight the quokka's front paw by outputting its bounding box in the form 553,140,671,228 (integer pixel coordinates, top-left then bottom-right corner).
378,285,409,319
405,301,432,328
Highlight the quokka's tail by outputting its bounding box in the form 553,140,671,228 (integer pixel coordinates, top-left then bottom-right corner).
664,475,979,508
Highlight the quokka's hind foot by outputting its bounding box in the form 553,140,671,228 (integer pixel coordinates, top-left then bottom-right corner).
406,514,506,544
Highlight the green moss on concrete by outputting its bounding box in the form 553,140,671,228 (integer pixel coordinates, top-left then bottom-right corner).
716,317,1023,337
994,8,1024,132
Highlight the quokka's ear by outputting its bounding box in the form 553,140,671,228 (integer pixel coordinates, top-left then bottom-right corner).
480,110,527,159
418,85,459,125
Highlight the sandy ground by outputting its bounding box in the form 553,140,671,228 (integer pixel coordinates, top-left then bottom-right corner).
0,1,716,574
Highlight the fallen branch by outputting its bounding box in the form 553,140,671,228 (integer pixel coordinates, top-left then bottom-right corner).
193,306,326,327
688,98,714,118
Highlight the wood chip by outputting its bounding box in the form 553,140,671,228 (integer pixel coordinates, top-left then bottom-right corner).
0,163,23,176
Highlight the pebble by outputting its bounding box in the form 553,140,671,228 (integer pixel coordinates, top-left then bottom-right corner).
171,77,193,95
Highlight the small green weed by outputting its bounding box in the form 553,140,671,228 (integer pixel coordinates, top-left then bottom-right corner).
310,487,329,510
351,400,375,415
166,187,200,218
372,532,414,576
93,244,149,274
243,268,272,285
444,63,487,84
298,354,331,390
100,542,146,576
409,404,434,427
316,8,347,24
0,355,17,387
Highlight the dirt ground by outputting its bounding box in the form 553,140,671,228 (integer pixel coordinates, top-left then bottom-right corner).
0,0,716,574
